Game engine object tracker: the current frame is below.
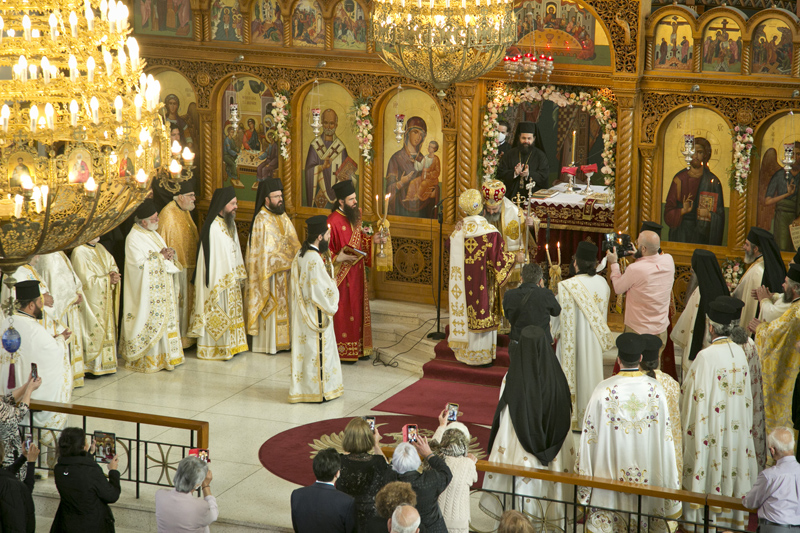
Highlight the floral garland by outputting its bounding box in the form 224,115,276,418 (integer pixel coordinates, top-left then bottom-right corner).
352,96,374,163
481,85,617,188
729,125,754,195
271,90,291,159
722,257,745,292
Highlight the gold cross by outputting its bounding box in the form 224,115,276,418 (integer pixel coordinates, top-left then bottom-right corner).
512,192,524,211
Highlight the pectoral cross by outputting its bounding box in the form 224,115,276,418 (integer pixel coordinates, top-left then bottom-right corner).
513,192,524,211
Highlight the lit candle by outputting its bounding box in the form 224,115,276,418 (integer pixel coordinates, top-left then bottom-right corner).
18,56,27,82
103,50,113,76
181,147,195,164
49,13,57,40
127,37,139,71
100,0,108,20
384,193,391,218
134,94,142,120
45,103,54,129
135,168,147,187
117,49,126,76
85,175,98,192
108,0,116,31
375,194,380,218
171,140,181,155
86,6,95,30
114,95,123,122
1,105,8,133
28,64,36,81
68,54,78,82
571,130,576,163
41,57,50,83
86,56,95,82
14,195,23,219
545,243,552,266
29,104,38,132
169,159,182,178
41,185,48,209
22,15,31,41
90,96,99,124
32,186,41,212
70,100,79,127
117,4,129,31
557,241,561,264
69,11,78,37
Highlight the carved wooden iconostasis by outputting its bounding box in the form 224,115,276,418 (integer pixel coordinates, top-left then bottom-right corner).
130,0,800,306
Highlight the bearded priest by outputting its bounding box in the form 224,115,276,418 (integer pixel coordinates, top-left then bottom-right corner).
733,227,786,327
157,179,199,349
327,180,373,362
190,186,248,361
448,189,515,366
495,121,549,199
289,215,343,403
245,178,301,354
120,199,185,373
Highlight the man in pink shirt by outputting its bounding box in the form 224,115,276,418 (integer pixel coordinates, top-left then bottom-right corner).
607,229,675,361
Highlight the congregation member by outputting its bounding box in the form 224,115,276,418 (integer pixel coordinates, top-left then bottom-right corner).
371,482,417,533
448,189,515,366
682,298,758,528
386,438,452,533
71,237,121,377
245,178,300,354
51,427,120,533
498,511,535,533
551,241,612,429
30,253,92,388
155,456,218,533
327,180,373,362
495,122,549,198
157,180,199,349
390,505,421,533
734,227,786,327
483,326,573,525
291,448,357,533
607,228,675,361
503,263,559,343
495,120,511,159
0,440,37,532
639,335,683,476
190,185,248,360
431,412,478,533
120,199,185,373
576,333,681,533
672,249,728,380
743,427,800,531
336,417,389,532
0,281,71,454
0,372,41,478
289,216,342,403
752,263,800,436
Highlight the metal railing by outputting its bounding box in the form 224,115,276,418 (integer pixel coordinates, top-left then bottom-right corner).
27,399,209,498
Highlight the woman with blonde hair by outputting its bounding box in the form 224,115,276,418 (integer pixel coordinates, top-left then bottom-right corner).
431,409,477,533
498,510,535,533
336,417,389,532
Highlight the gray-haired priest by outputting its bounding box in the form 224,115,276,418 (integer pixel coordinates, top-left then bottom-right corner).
288,215,342,403
120,198,185,373
190,186,248,360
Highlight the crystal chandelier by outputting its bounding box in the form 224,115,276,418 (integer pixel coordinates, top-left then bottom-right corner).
371,0,516,98
0,0,189,273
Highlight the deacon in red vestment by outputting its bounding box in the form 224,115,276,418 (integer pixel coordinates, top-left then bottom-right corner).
327,180,374,362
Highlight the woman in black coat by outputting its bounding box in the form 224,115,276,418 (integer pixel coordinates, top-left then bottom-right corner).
51,428,121,533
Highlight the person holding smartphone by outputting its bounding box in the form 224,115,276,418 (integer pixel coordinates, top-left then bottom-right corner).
0,371,42,481
0,439,39,532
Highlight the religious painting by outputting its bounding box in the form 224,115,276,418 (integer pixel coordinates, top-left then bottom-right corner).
292,0,324,48
333,0,367,51
220,76,276,202
512,0,611,66
154,70,199,153
211,0,244,42
67,148,93,184
6,152,34,189
661,107,732,246
117,144,136,179
652,15,693,71
756,114,800,251
301,82,359,209
382,88,443,219
251,0,283,44
751,19,793,76
700,17,742,73
133,0,193,38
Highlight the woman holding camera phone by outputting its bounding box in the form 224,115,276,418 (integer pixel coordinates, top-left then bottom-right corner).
0,372,41,481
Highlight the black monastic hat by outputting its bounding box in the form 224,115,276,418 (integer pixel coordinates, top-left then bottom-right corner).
616,332,645,364
789,263,800,283
306,215,328,237
640,334,663,363
332,180,356,201
135,199,157,220
575,241,598,262
707,298,738,325
14,280,40,301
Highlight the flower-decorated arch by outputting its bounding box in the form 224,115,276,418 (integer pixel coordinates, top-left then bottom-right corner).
481,85,618,187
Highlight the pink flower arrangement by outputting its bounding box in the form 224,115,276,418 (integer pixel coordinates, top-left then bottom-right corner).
271,91,291,159
730,124,754,195
722,258,745,292
352,97,374,163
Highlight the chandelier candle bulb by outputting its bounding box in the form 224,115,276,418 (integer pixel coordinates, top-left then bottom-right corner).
41,185,48,209
69,12,78,37
70,100,79,127
118,5,129,31
22,15,31,41
29,105,38,133
118,50,127,76
134,94,142,120
87,57,95,82
90,97,99,124
169,159,181,178
101,0,108,20
18,56,27,83
84,176,97,196
135,168,147,188
28,64,37,81
68,55,78,82
32,186,41,213
114,96,123,122
108,0,116,31
181,147,195,163
127,38,139,70
20,175,33,196
1,105,8,133
45,103,54,129
103,50,113,76
0,17,4,45
86,7,94,30
42,57,50,83
14,195,22,219
48,13,56,40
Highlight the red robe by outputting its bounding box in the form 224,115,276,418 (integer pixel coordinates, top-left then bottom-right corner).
328,209,373,361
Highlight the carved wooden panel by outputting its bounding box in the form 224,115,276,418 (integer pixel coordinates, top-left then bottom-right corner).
384,237,434,285
582,0,640,73
672,265,693,313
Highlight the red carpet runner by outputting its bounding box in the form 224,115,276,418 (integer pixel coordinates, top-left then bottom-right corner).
372,333,510,426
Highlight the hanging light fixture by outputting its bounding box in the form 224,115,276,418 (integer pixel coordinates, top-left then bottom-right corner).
394,85,405,144
309,79,322,137
0,0,191,276
682,103,696,170
783,110,796,174
371,0,516,98
503,6,553,82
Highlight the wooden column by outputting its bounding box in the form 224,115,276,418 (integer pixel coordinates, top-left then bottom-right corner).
443,129,457,224
638,146,656,222
192,11,204,41
645,40,653,71
325,19,334,50
282,14,292,47
743,40,752,75
454,82,478,221
202,10,211,41
692,38,702,73
362,160,374,218
614,92,638,235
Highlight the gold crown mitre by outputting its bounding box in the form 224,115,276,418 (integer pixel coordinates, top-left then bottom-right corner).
459,189,483,216
481,180,506,207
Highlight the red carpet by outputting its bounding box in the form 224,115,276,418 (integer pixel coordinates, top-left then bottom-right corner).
259,415,491,487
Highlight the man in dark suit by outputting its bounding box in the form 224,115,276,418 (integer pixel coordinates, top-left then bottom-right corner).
291,448,356,533
503,262,561,344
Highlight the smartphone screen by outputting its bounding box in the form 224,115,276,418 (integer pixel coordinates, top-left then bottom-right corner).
24,434,32,452
189,448,210,463
447,403,459,422
362,416,375,431
93,432,116,464
30,363,38,381
407,425,417,443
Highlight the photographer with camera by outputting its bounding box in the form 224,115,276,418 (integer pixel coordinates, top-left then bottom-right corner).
607,229,675,362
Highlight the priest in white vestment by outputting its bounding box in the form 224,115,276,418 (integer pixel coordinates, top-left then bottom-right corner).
120,199,185,373
681,298,758,529
551,241,613,430
733,227,786,326
245,178,300,354
0,266,61,343
0,280,72,448
31,252,94,388
71,238,121,377
190,186,248,360
576,333,681,533
289,215,343,403
672,249,729,381
481,325,574,525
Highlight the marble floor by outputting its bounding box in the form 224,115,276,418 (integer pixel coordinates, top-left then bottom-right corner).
33,343,421,531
